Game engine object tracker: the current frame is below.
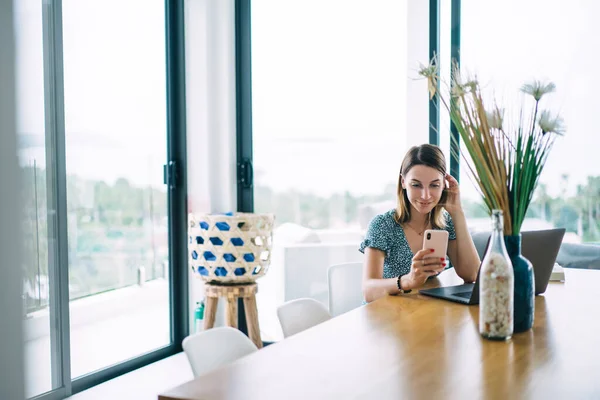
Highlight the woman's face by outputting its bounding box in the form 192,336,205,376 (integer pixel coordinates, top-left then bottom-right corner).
401,165,445,215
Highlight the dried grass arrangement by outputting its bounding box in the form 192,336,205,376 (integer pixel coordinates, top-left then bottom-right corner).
419,57,565,235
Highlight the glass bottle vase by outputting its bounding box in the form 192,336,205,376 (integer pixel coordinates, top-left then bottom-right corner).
479,210,514,340
505,235,535,333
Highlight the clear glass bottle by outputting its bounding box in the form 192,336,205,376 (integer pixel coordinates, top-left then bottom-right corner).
479,210,514,340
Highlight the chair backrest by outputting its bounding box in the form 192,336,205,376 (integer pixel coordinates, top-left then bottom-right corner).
328,262,364,317
182,326,258,378
277,298,332,338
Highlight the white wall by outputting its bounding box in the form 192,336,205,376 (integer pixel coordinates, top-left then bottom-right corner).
0,0,25,398
184,0,237,329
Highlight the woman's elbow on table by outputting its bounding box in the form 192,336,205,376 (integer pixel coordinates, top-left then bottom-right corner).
362,282,375,304
456,267,478,283
362,279,391,303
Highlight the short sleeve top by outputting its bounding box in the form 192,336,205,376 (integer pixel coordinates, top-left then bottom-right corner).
359,209,456,279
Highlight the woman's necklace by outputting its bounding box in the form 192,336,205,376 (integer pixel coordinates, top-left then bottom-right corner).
404,220,431,236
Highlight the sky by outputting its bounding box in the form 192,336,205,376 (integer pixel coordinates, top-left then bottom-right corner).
251,0,600,201
456,0,600,199
14,0,600,201
15,0,167,188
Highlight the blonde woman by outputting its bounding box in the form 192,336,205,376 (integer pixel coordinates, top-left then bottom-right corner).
360,144,480,303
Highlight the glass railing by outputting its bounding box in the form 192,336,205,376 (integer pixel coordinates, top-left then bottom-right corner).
21,159,168,314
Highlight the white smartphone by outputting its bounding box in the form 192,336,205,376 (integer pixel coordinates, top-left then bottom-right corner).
422,229,449,260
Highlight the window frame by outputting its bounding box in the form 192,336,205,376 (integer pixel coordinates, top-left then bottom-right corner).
234,0,451,201
449,0,461,179
233,0,443,337
30,1,188,398
234,0,253,338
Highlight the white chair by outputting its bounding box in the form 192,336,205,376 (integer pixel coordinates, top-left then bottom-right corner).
276,298,332,338
182,326,258,378
328,262,364,317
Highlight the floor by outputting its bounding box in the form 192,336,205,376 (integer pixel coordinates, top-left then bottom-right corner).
24,279,282,399
24,282,171,398
65,352,193,400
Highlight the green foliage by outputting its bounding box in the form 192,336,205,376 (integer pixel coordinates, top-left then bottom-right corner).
462,198,490,218
255,176,600,243
21,165,168,312
527,177,600,241
255,184,395,230
20,163,600,314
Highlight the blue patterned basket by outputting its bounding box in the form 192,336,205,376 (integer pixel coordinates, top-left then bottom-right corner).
188,212,275,283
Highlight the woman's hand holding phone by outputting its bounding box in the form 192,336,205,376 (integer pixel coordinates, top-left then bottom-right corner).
404,248,447,289
402,230,449,289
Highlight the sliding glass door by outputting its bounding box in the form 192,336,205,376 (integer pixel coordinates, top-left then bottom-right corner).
61,0,171,378
249,0,416,341
16,0,60,397
16,1,187,398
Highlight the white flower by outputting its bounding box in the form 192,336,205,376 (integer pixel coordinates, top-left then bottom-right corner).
538,110,565,135
450,62,479,98
418,58,439,100
418,58,438,78
451,83,466,98
521,80,556,101
486,107,505,130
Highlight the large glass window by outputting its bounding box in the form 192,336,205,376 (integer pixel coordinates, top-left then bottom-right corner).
459,0,600,244
16,1,182,398
251,0,418,340
252,1,407,231
15,1,57,397
61,0,170,377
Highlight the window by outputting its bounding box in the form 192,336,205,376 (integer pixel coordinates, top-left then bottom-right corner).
16,1,186,398
249,0,427,340
15,1,57,397
459,0,600,243
252,0,407,231
61,0,170,378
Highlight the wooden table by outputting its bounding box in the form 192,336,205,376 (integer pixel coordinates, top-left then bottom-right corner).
160,269,600,400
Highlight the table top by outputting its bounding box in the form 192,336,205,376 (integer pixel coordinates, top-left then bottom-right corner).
160,268,600,400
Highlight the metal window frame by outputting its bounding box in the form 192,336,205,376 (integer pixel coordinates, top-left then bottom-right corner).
31,0,188,398
234,0,447,340
41,1,71,397
430,0,461,181
164,0,189,351
238,1,447,185
235,0,254,214
235,0,253,336
450,0,461,180
429,0,440,146
237,8,446,194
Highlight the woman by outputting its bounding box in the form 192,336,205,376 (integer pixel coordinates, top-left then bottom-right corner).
360,144,480,303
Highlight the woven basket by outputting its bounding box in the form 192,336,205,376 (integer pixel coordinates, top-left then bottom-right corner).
188,212,275,283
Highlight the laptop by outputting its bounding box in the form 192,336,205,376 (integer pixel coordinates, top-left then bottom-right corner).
419,228,566,305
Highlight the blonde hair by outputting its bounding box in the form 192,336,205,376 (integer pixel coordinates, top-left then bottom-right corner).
394,144,448,229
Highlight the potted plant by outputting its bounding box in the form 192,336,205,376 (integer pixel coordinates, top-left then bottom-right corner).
419,57,565,332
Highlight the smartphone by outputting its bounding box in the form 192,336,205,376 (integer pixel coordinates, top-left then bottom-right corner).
422,229,449,260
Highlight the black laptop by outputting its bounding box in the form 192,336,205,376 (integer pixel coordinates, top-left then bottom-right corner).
419,228,566,305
